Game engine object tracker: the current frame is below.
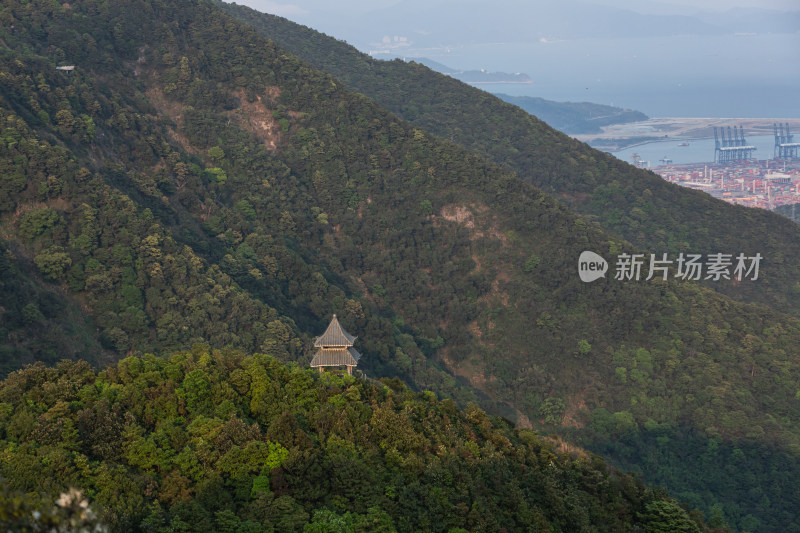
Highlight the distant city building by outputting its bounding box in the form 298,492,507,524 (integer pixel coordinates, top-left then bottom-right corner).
651,159,800,211
310,314,361,374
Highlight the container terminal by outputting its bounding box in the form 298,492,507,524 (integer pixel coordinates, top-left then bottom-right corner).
636,123,800,211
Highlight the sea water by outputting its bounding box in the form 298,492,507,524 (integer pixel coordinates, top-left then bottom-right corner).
404,34,800,118
609,135,780,166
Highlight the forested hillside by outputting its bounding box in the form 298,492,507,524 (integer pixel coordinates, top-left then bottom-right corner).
0,348,716,532
0,0,799,530
220,1,800,319
0,241,106,376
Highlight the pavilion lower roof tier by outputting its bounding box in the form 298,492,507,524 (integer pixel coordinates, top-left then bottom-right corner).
310,347,361,368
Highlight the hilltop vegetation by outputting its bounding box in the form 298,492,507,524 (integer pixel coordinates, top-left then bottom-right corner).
0,349,715,532
0,0,798,529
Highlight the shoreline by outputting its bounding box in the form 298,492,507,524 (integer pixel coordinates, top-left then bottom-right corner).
590,135,717,152
465,80,534,85
575,117,800,152
574,117,800,145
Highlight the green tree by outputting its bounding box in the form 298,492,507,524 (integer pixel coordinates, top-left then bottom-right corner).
539,397,565,425
638,500,700,533
34,247,72,280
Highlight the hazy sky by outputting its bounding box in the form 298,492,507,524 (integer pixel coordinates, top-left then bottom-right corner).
227,0,799,117
236,0,800,19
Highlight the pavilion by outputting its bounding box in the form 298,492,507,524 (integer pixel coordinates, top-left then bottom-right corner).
310,314,361,374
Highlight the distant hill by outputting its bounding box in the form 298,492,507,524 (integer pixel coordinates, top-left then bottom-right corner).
411,58,534,85
493,93,647,134
695,6,800,35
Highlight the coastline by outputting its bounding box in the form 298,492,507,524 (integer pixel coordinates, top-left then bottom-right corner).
465,80,534,85
574,117,800,151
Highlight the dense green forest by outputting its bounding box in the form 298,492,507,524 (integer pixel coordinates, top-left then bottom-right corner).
220,1,800,319
0,240,106,376
0,0,799,529
0,348,720,532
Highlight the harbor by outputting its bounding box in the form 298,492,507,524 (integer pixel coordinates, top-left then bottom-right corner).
594,120,800,212
577,117,800,152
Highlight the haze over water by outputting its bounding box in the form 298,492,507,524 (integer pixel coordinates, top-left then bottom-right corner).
394,33,800,118
236,1,800,120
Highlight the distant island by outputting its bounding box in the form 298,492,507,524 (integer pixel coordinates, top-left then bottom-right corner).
411,57,533,84
494,94,648,135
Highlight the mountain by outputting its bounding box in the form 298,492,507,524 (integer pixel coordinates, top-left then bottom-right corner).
694,7,800,35
0,348,716,531
0,0,799,530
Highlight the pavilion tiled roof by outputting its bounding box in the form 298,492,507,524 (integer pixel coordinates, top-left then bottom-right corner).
313,314,356,348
